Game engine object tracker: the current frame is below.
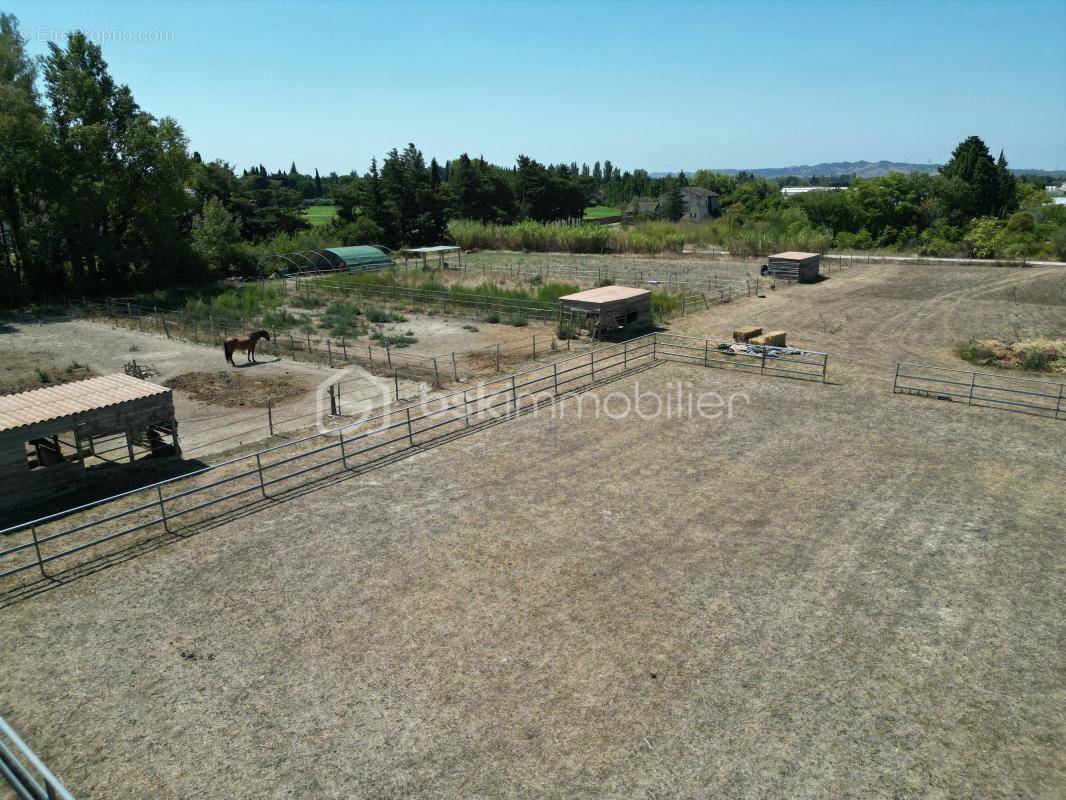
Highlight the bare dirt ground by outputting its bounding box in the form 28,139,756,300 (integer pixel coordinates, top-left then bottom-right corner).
0,316,341,457
0,347,97,395
1,263,1065,799
670,261,1066,384
367,313,559,358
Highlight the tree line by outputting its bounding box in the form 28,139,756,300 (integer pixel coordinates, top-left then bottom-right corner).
2,13,1064,302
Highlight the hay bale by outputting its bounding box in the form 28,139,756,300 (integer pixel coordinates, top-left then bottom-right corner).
763,330,787,346
749,335,770,345
733,325,763,343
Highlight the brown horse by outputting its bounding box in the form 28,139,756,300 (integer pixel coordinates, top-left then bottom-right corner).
224,329,271,365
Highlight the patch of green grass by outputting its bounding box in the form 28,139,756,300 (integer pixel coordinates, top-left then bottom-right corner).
584,205,621,219
35,367,50,384
303,205,339,227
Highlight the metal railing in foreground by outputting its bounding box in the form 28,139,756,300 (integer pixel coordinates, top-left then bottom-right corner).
0,712,76,800
893,362,1064,419
654,333,829,382
0,337,653,584
0,333,831,587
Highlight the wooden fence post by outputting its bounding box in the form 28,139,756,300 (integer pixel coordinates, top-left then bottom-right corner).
267,399,274,436
452,352,459,381
496,343,501,373
433,357,441,388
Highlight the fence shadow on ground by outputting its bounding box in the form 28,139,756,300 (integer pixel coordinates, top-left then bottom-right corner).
0,361,662,608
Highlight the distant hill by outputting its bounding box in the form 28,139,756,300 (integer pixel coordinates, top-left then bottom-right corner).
650,161,1066,180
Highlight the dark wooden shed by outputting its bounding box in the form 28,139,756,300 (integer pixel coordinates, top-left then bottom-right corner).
0,374,180,514
766,251,822,283
558,285,652,339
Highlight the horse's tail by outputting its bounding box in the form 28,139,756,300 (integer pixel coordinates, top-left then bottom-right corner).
223,341,233,364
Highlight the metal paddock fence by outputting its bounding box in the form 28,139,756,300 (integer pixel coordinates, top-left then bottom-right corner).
655,333,830,382
0,334,830,591
893,362,1064,419
0,712,76,800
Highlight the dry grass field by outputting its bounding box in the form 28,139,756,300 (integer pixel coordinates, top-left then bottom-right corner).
1,262,1064,799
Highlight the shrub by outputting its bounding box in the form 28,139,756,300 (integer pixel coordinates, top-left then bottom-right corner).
1019,348,1050,371
507,314,529,327
556,320,578,340
321,301,365,337
370,329,417,348
365,307,406,324
956,341,996,366
262,308,315,332
290,294,326,309
484,311,501,324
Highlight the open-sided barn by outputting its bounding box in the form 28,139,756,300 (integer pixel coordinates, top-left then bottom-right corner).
0,374,179,515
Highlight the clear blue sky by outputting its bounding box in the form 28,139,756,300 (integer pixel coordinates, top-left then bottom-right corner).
10,0,1066,174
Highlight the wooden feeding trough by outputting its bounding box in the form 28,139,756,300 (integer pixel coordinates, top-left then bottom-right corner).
0,374,180,515
558,285,652,339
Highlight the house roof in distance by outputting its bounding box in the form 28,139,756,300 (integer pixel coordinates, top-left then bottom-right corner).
680,186,719,197
0,374,171,433
559,285,651,304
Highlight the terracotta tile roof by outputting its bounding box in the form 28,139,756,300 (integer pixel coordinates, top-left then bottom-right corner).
0,374,171,433
559,285,651,304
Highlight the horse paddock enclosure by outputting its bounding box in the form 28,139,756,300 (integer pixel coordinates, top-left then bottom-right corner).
1,260,1065,798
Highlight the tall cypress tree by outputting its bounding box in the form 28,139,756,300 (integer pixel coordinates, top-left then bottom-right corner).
995,150,1017,215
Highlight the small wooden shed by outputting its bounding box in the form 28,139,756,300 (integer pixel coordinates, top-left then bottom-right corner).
558,285,652,338
0,374,180,514
766,251,821,283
